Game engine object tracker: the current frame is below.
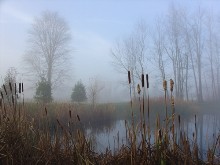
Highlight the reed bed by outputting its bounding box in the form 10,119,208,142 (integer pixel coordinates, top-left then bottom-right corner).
0,79,219,165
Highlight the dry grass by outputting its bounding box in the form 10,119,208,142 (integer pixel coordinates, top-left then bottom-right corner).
0,81,220,164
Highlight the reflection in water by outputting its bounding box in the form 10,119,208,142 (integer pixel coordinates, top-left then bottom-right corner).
86,120,127,152
86,114,220,160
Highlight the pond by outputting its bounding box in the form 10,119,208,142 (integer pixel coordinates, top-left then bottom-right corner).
86,114,220,160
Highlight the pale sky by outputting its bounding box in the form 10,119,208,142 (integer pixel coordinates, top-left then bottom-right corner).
0,0,220,101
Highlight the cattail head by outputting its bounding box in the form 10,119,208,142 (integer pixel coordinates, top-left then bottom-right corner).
158,129,162,141
56,119,61,126
170,79,174,92
77,114,80,121
141,74,144,87
3,84,7,95
45,107,47,116
69,110,71,118
178,115,180,125
128,71,131,84
163,80,167,91
22,83,24,92
137,84,141,94
12,95,14,105
146,74,149,88
9,82,12,93
0,98,2,108
171,96,175,106
19,83,21,93
14,83,17,95
0,91,3,100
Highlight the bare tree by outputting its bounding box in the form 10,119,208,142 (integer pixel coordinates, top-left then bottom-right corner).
24,11,72,91
111,21,148,99
190,7,205,102
165,5,188,100
205,12,218,100
87,77,104,109
151,17,167,82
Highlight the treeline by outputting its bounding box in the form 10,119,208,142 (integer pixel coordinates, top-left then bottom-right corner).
111,5,220,102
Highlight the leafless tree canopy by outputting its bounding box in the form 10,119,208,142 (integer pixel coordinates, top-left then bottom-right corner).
111,5,220,102
111,21,148,99
24,11,72,89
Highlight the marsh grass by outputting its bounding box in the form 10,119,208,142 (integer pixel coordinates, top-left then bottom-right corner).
0,80,219,164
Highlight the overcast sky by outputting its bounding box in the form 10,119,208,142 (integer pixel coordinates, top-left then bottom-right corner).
0,0,220,101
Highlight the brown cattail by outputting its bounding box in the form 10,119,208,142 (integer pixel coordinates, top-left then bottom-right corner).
14,83,17,95
137,84,141,94
171,96,175,106
158,129,162,141
163,80,167,91
69,110,71,118
77,114,80,121
0,91,3,100
57,119,61,126
0,98,2,108
141,74,144,87
178,115,180,125
19,83,21,93
22,83,24,92
9,82,12,92
170,79,174,92
12,95,14,105
45,107,47,116
146,74,149,88
3,84,7,95
128,71,131,84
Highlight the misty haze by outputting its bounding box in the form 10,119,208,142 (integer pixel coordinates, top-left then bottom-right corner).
0,0,220,164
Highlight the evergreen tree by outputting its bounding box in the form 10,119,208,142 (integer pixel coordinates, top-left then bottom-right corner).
35,77,52,103
71,81,87,102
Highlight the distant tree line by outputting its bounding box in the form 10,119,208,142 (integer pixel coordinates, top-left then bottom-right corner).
111,5,220,102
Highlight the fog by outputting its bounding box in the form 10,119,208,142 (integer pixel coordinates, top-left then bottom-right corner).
0,0,220,103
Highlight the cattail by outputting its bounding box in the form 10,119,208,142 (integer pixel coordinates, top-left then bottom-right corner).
178,115,180,125
56,119,63,130
19,83,21,93
0,98,2,108
14,83,17,95
69,110,71,118
158,129,162,141
45,107,47,116
9,82,12,92
3,84,7,95
146,74,149,88
137,84,141,94
170,79,174,92
22,83,24,92
141,74,144,87
77,114,80,121
128,71,131,84
57,119,61,126
0,91,3,100
12,95,14,105
171,96,175,106
163,80,167,91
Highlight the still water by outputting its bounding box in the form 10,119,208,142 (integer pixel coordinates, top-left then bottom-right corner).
86,114,220,159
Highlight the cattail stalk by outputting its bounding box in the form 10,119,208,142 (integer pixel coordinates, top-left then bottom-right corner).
163,80,168,142
128,71,132,107
170,79,175,151
3,84,7,96
19,83,21,93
